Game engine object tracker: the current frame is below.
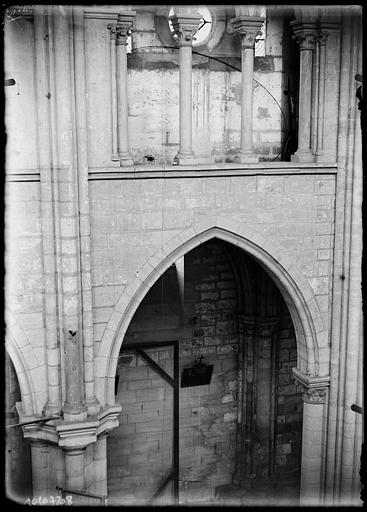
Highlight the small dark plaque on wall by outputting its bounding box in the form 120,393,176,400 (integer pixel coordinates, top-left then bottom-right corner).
181,357,213,388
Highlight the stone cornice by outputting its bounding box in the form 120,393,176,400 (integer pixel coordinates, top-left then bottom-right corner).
88,162,337,180
292,367,330,389
20,404,121,448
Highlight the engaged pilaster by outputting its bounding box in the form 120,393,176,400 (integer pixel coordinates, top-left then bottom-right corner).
170,11,202,165
116,12,135,167
291,22,317,162
231,15,265,163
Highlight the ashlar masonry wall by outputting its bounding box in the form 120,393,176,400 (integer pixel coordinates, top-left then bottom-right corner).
90,171,336,368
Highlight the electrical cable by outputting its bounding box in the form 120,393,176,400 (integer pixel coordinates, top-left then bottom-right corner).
131,44,291,160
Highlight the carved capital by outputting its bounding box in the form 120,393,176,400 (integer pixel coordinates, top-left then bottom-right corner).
170,14,202,47
302,387,328,404
291,22,317,50
231,16,264,49
292,368,330,404
116,13,135,46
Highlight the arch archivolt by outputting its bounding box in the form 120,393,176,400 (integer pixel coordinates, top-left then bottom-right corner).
96,218,329,406
5,308,45,417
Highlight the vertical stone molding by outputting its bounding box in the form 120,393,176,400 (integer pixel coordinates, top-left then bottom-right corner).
33,6,61,416
254,318,279,481
49,7,87,422
325,12,362,506
236,315,257,485
231,16,265,163
170,12,202,165
314,31,328,158
72,7,100,416
64,448,86,491
31,441,49,498
291,22,317,162
107,24,119,162
116,12,135,167
292,368,330,505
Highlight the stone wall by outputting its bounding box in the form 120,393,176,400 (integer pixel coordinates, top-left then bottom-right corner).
90,172,335,361
5,181,46,373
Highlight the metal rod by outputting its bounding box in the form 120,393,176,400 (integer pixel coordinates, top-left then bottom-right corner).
56,486,107,504
149,470,174,502
124,340,177,349
133,348,174,386
351,404,363,414
173,340,179,504
6,416,61,428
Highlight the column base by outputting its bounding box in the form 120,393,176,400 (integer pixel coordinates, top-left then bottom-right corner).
291,151,315,163
119,153,134,167
62,403,88,423
234,152,259,163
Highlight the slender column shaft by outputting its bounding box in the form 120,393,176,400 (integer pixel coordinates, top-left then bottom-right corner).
171,12,201,164
116,14,134,167
241,45,255,155
291,23,317,162
73,7,100,415
311,37,320,154
108,25,119,161
179,44,193,155
231,16,264,163
34,6,61,414
51,7,86,420
315,32,328,156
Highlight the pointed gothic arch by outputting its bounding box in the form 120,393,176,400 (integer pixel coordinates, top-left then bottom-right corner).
96,219,328,406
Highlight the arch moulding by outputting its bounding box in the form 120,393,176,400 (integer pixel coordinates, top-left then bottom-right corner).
5,308,44,418
96,218,329,406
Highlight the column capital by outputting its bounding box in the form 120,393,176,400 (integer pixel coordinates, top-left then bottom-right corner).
301,387,328,404
231,16,265,48
292,367,330,403
291,22,317,50
170,14,202,47
116,12,135,45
